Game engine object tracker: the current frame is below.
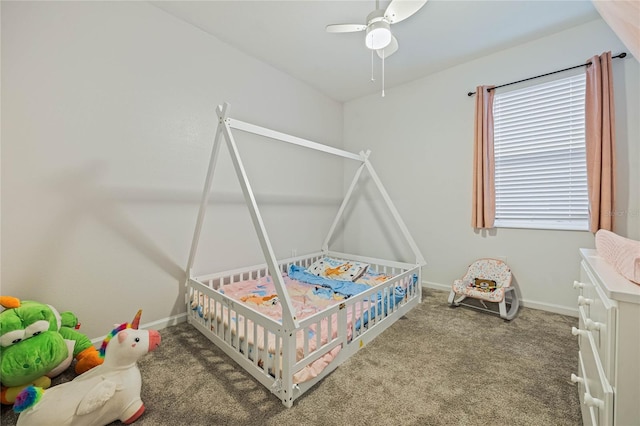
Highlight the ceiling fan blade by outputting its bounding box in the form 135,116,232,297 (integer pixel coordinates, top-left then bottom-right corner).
384,0,428,24
326,24,367,33
376,35,398,59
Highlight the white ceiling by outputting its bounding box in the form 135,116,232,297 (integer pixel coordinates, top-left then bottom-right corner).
151,0,601,103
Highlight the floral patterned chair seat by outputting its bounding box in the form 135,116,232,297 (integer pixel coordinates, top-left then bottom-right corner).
447,258,520,320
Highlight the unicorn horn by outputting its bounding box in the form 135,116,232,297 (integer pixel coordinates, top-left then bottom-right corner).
131,309,143,329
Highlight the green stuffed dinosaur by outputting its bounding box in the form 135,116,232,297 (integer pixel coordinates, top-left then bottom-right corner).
0,296,103,404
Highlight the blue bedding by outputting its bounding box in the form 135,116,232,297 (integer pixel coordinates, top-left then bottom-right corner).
355,286,406,330
288,264,414,328
288,264,371,297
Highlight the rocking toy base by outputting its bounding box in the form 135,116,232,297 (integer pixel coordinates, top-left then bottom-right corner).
447,287,520,321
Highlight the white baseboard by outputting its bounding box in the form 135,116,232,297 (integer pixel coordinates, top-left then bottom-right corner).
423,281,450,292
90,312,188,346
422,280,578,317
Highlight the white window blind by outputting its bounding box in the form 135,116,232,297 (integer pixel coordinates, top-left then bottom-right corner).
493,73,588,231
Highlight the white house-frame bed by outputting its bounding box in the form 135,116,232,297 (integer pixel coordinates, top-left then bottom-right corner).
185,102,426,407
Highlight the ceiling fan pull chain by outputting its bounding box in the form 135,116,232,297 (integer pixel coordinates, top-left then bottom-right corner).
371,49,375,81
382,50,385,97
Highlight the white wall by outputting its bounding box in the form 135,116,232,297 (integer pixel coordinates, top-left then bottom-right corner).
343,19,640,315
3,4,637,341
1,1,344,339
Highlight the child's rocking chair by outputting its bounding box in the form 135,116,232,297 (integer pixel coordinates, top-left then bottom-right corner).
447,258,520,320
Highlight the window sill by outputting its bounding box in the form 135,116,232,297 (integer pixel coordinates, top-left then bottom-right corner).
493,220,589,232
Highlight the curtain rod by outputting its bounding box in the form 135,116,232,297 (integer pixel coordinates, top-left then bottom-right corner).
467,52,627,97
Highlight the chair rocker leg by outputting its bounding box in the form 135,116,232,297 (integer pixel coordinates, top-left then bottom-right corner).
447,289,456,305
499,300,508,319
499,287,520,320
448,290,465,306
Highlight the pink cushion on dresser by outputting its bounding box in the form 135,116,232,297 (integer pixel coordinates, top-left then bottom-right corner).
595,229,640,284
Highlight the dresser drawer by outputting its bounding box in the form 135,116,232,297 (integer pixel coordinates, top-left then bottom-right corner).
576,351,598,426
579,261,617,379
579,261,596,316
578,333,613,426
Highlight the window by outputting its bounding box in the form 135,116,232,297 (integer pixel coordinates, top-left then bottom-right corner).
493,73,588,231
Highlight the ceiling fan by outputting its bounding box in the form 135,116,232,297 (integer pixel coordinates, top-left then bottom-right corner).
326,0,428,59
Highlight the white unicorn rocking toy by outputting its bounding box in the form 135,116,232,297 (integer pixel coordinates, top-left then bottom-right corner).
14,310,161,425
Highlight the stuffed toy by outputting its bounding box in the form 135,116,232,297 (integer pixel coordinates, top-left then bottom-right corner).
0,296,103,404
14,310,161,426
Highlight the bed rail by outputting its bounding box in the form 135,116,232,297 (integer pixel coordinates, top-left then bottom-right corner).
193,252,324,287
186,252,421,407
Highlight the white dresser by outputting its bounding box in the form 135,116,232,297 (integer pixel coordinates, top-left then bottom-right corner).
572,248,640,426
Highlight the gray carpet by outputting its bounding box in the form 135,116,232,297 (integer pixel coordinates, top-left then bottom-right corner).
1,289,581,426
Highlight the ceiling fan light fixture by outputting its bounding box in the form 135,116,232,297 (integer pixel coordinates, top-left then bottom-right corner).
365,20,391,50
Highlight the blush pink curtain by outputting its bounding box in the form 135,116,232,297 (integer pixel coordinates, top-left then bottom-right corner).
585,52,616,233
472,85,495,229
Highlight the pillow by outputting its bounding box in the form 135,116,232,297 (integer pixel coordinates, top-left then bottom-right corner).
595,229,640,285
307,257,369,282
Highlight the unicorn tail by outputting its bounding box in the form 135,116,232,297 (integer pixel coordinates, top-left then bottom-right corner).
13,386,44,413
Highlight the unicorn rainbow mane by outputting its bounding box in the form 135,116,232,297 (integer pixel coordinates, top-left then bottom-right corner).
99,323,131,358
99,309,143,358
